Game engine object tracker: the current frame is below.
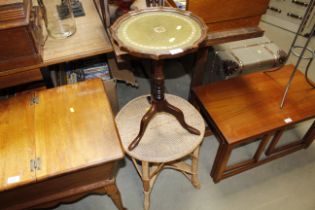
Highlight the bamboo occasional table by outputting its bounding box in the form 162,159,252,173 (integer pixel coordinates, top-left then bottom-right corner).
111,7,207,150
116,94,205,210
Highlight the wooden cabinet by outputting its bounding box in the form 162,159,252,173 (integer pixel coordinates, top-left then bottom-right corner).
0,79,126,210
187,0,270,32
0,0,43,71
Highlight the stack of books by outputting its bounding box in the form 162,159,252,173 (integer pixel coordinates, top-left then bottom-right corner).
66,63,111,84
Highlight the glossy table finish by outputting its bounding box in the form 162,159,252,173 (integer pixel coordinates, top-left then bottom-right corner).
0,79,126,210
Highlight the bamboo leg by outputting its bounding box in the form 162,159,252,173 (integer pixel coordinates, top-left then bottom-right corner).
191,145,201,189
142,161,151,210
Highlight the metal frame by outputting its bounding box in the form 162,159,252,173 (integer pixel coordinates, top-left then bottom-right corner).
280,0,315,108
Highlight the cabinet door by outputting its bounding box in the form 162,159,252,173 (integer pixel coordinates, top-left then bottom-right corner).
188,0,269,22
0,93,36,192
33,79,124,180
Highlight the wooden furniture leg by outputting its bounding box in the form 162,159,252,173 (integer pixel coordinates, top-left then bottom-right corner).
163,100,201,135
128,105,157,150
130,145,203,210
128,60,200,150
304,121,315,148
104,180,127,210
142,161,151,210
40,67,54,88
212,144,233,183
191,146,201,189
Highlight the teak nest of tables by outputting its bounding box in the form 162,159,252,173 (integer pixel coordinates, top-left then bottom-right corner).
192,65,315,182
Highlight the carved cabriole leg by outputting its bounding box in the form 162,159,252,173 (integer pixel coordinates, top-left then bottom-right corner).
163,100,201,135
104,180,127,210
128,104,157,150
129,60,200,151
142,161,151,210
191,145,201,189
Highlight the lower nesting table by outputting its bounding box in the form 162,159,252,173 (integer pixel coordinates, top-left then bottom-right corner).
116,94,205,210
192,64,315,183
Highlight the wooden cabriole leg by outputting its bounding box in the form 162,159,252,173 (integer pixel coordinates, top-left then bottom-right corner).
104,180,127,210
128,104,157,150
128,60,201,151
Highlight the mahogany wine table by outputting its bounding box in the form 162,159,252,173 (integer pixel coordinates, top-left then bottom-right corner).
0,79,126,210
192,65,315,183
110,7,207,150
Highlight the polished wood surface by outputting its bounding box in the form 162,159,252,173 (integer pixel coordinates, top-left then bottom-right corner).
34,79,124,179
0,93,36,192
187,0,269,32
192,65,315,182
0,0,113,89
193,65,315,144
42,0,112,66
0,68,42,89
0,79,126,210
0,0,43,71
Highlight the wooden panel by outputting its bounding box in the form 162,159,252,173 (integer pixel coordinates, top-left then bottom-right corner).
0,163,115,210
34,79,124,180
43,0,113,66
207,16,261,32
0,92,36,192
187,0,269,32
188,0,269,23
0,27,34,58
0,68,42,89
0,0,29,30
193,65,315,144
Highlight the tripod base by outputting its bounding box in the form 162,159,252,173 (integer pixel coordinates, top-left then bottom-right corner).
128,98,201,151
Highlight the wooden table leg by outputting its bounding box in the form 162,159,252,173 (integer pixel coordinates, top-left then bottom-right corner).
191,145,201,189
129,60,200,151
212,143,233,183
210,142,224,177
190,47,209,88
304,120,315,148
40,67,54,88
104,180,127,210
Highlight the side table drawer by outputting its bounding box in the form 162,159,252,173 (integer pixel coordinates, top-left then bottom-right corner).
0,68,43,89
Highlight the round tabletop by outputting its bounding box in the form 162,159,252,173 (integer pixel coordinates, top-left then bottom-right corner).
111,7,207,60
115,94,205,163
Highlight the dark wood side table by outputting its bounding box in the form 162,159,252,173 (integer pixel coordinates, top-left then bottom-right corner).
192,65,315,183
110,7,207,150
0,79,126,210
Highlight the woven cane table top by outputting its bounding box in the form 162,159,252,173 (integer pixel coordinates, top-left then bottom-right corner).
115,94,205,163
